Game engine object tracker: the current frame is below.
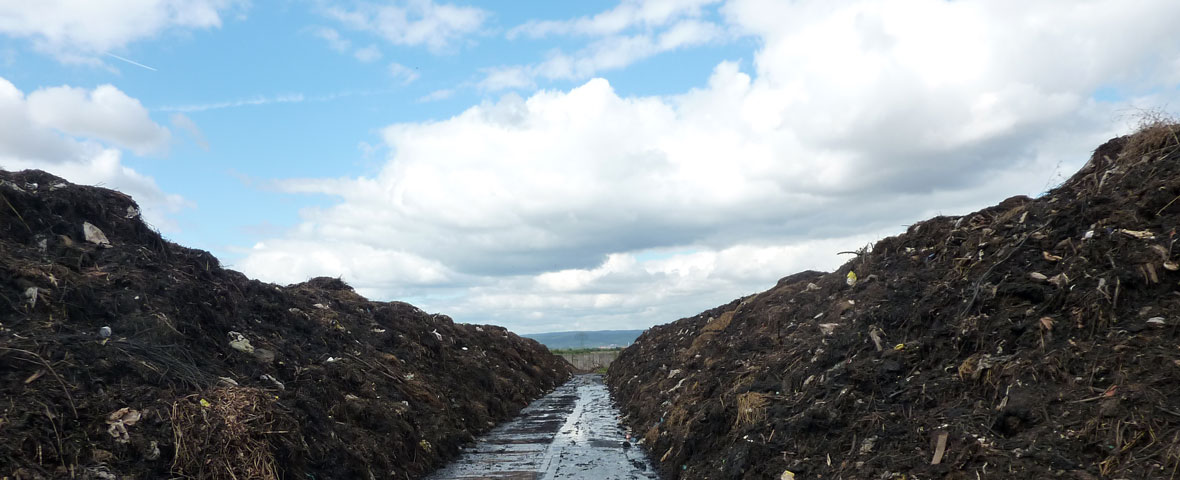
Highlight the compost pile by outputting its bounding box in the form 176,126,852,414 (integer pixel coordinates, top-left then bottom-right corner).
608,124,1180,479
0,170,572,479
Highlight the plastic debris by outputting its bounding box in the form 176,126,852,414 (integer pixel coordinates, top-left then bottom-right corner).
106,408,141,444
846,271,858,287
125,206,140,219
781,470,796,480
1029,272,1048,282
1147,317,1166,326
24,287,38,308
1048,273,1070,288
431,329,443,341
228,331,254,354
99,326,112,338
818,323,839,335
83,222,111,246
1164,260,1178,271
1042,251,1063,262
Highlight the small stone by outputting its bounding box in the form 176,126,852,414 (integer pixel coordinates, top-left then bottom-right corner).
83,222,111,246
228,331,254,354
253,348,275,363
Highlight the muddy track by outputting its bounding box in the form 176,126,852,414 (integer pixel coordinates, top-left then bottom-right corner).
429,374,657,480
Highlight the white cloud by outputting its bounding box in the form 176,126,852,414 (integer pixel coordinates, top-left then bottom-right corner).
508,0,723,39
312,27,351,53
418,88,455,102
158,93,306,113
241,0,1180,332
325,0,487,53
170,113,209,150
312,26,384,63
0,77,188,230
353,44,382,62
0,0,243,61
27,84,171,155
490,2,726,89
388,62,420,85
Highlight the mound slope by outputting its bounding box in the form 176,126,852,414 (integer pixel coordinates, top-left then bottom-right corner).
0,170,572,479
608,125,1180,479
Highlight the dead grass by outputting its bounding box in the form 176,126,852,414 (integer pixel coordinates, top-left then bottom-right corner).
1124,110,1180,160
734,392,770,428
171,387,281,480
701,311,735,333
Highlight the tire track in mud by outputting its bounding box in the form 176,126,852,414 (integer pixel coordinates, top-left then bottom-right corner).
428,374,657,480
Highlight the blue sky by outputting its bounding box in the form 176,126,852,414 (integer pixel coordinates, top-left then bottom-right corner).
2,0,1179,333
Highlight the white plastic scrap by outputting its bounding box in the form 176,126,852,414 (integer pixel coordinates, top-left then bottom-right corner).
1147,317,1166,326
83,222,111,246
431,329,443,341
24,287,38,308
125,206,140,219
99,326,112,338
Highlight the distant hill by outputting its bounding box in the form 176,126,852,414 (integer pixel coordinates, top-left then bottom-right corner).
522,330,644,350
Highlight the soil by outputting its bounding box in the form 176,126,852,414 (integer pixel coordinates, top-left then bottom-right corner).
0,169,573,479
607,123,1180,479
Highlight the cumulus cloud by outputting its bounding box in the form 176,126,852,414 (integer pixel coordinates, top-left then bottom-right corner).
0,0,243,61
0,77,188,230
325,0,487,53
241,0,1180,332
27,84,171,155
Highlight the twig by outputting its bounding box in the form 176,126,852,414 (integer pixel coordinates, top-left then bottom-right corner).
1156,194,1180,217
0,347,77,418
959,223,1050,318
0,192,31,233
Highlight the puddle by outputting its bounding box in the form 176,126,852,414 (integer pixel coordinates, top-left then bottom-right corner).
427,374,657,480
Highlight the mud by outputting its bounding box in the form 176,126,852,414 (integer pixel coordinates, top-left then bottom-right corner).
0,169,573,479
608,124,1180,479
429,374,657,480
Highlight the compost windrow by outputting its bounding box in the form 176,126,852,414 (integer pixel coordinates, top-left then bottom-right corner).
0,169,573,479
608,125,1180,479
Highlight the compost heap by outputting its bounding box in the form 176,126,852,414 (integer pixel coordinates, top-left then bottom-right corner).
608,124,1180,479
0,170,572,480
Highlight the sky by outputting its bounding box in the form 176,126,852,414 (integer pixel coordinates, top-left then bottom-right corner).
2,0,1179,334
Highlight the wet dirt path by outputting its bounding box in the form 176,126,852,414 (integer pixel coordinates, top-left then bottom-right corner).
427,374,658,480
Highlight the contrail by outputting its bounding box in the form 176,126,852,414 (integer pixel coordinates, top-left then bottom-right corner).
105,53,157,72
